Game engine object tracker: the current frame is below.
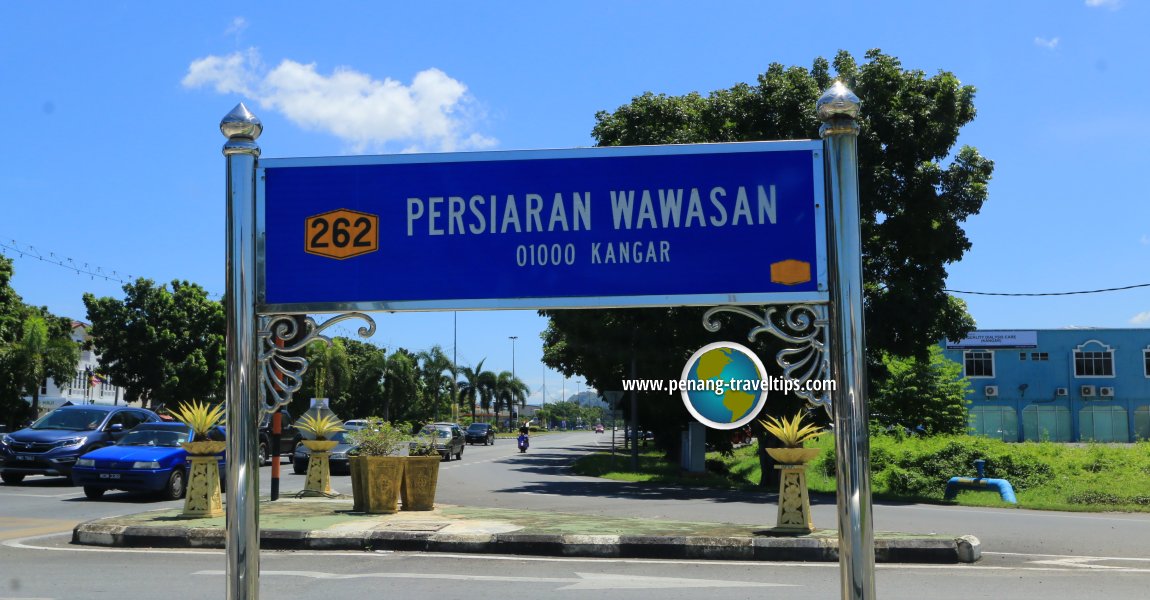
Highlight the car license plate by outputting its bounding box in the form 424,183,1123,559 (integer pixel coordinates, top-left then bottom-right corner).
15,455,34,461
99,473,120,480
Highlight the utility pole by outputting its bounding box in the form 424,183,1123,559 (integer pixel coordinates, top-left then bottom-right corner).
509,335,517,429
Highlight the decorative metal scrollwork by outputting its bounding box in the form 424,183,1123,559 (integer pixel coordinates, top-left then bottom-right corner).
257,312,376,414
702,303,832,415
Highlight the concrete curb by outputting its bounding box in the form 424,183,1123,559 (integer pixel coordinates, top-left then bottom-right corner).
72,520,980,563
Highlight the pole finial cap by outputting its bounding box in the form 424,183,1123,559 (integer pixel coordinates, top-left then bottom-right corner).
816,81,861,122
220,103,263,140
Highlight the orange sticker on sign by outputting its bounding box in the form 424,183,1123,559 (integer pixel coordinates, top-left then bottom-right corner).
770,259,811,286
305,209,379,259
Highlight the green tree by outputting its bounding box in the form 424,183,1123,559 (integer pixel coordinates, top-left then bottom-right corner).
340,338,387,419
295,338,351,416
0,256,30,427
871,345,971,435
9,315,80,416
83,279,225,408
381,348,422,423
542,49,987,463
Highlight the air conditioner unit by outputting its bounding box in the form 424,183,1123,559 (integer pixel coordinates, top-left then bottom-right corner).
1099,387,1114,398
1055,387,1069,397
1080,385,1096,397
984,385,998,397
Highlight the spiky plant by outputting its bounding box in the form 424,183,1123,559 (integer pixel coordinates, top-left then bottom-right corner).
759,411,823,448
170,400,225,437
296,413,345,441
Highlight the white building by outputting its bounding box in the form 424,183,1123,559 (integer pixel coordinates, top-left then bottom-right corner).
24,321,129,412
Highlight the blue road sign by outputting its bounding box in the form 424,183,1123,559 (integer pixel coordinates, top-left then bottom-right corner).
258,141,826,312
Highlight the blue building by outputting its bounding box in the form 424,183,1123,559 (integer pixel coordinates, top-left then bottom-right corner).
941,329,1150,443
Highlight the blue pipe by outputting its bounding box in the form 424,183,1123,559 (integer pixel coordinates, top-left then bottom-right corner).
943,459,1017,504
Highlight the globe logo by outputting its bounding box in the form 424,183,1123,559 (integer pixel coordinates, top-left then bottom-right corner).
681,342,769,429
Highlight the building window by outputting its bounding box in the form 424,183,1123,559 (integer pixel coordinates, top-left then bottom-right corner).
1019,352,1027,361
1144,348,1150,377
963,350,994,378
70,369,85,393
1031,352,1048,361
1074,341,1114,377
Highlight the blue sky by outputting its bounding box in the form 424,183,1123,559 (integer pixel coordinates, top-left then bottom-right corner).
2,1,1147,405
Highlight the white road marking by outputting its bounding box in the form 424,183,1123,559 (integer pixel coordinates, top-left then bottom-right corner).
0,491,77,499
986,551,1150,562
893,504,1150,523
192,569,796,589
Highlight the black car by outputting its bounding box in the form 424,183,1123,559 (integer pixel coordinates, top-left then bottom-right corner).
464,423,495,445
0,405,160,483
292,430,353,475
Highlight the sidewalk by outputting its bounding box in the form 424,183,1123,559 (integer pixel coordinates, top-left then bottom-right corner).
72,496,980,563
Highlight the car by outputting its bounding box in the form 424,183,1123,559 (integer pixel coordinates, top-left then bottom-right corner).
624,429,654,442
257,408,303,466
292,430,353,475
70,422,225,500
409,423,465,461
0,404,161,483
342,419,371,432
594,424,604,433
464,423,495,445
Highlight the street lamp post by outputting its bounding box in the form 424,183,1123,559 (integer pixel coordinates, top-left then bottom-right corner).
509,336,517,429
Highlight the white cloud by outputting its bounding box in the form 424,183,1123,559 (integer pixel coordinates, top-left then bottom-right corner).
1141,234,1150,245
1085,0,1122,9
182,49,495,153
1130,311,1150,325
225,17,248,37
1034,36,1060,50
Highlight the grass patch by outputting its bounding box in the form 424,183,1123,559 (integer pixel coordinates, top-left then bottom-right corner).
571,448,741,488
574,434,1150,512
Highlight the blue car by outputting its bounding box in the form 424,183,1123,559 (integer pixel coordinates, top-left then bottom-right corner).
71,422,225,500
0,404,160,483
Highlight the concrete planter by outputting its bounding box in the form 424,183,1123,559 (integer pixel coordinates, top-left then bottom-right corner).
401,456,441,511
350,456,404,514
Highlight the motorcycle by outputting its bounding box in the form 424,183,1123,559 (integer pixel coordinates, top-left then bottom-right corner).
517,433,529,453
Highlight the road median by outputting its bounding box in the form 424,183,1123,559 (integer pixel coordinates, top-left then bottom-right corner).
71,497,979,563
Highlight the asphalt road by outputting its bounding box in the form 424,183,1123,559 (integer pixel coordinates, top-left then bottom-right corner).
2,431,1149,599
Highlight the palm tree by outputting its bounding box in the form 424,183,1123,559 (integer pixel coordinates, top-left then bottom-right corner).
493,370,529,430
418,345,456,422
458,359,496,422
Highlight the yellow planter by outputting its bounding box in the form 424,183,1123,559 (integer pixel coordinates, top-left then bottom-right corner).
180,441,226,456
765,447,821,533
765,447,822,465
351,456,405,514
401,456,441,511
301,440,339,496
179,441,225,518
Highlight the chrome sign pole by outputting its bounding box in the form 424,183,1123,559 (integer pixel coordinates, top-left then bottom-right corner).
818,82,876,599
221,103,262,600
